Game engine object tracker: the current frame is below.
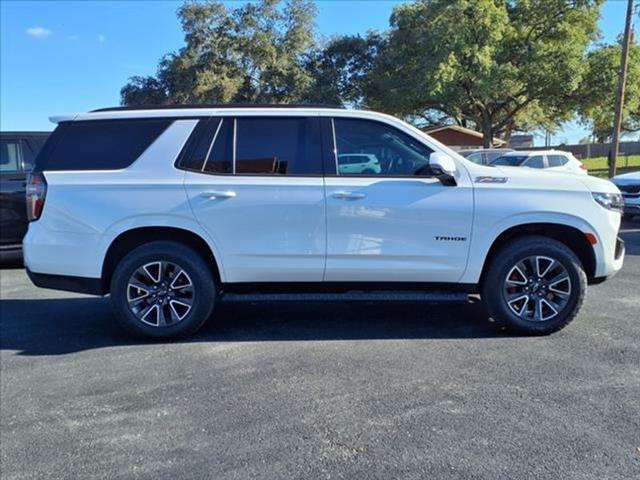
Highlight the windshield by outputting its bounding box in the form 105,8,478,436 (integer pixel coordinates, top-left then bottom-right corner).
492,155,527,166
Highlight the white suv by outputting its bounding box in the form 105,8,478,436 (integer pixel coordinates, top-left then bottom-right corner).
492,150,588,175
24,106,625,338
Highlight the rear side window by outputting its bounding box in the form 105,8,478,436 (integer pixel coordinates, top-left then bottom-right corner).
548,155,568,167
35,119,171,171
492,155,527,166
524,155,545,168
179,116,322,175
235,117,321,175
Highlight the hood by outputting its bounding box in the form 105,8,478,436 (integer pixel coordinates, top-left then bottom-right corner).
480,165,620,194
611,170,640,184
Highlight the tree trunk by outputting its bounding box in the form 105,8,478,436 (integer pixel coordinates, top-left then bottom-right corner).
482,119,493,148
609,0,634,178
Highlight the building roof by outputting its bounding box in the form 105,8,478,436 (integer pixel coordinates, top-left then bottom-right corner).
422,124,506,146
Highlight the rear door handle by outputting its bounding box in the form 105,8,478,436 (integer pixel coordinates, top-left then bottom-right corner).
331,191,366,200
200,190,236,199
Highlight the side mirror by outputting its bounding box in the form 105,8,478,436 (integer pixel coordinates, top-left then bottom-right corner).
429,152,457,186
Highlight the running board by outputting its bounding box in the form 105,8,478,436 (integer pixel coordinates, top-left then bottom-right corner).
219,291,469,303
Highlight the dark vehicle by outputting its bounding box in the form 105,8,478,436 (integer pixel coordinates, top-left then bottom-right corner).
458,148,514,165
0,132,50,260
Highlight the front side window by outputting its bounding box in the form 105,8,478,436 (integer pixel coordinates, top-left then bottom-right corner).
524,156,545,168
333,118,433,176
466,152,483,164
0,140,22,173
547,154,568,167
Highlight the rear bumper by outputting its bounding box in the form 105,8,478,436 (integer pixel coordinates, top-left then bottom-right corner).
0,244,22,261
26,268,105,295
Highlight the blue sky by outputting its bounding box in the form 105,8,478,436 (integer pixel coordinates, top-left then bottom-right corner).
0,0,636,145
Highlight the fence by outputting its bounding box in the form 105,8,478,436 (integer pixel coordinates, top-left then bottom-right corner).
514,141,640,160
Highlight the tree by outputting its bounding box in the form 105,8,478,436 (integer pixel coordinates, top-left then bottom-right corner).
304,33,384,106
121,0,318,105
577,40,640,142
363,0,603,147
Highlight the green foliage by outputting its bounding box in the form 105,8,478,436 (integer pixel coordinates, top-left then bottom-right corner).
121,0,318,105
364,0,603,146
576,40,640,142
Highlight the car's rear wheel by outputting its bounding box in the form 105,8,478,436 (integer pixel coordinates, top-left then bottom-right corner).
482,236,587,335
110,241,215,338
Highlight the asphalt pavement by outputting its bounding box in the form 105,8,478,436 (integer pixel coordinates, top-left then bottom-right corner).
1,223,639,479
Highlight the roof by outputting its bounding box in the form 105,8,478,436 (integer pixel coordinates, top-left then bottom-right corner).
503,149,569,156
1,131,51,137
50,105,351,123
91,103,343,112
421,124,506,146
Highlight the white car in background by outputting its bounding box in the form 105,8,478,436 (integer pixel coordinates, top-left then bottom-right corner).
611,170,640,220
337,153,382,174
492,150,588,175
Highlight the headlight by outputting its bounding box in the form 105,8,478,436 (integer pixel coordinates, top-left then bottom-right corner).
592,192,624,212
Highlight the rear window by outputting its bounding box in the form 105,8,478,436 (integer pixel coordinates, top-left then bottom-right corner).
35,119,171,171
492,155,527,166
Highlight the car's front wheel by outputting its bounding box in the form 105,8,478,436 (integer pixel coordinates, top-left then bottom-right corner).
482,236,587,335
110,241,215,338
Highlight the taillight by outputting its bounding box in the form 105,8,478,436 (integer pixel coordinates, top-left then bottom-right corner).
26,171,47,221
579,162,588,170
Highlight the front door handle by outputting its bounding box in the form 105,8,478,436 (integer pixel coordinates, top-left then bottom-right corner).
331,191,366,200
200,190,236,199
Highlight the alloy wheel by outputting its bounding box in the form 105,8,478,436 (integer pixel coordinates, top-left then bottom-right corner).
126,261,194,327
502,255,572,322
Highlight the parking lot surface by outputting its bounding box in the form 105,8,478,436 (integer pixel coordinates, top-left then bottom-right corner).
1,224,639,480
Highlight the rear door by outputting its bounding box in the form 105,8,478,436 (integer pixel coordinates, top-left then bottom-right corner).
323,117,473,283
0,137,28,247
183,115,326,283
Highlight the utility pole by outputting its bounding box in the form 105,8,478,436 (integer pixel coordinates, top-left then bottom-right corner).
609,0,634,178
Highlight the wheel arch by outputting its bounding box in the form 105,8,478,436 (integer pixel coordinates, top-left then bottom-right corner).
101,226,222,293
479,222,597,288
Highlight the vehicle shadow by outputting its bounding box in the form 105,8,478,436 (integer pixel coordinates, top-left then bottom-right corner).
0,297,507,356
620,222,640,255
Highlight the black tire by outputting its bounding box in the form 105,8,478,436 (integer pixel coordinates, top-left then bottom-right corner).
481,236,587,335
622,213,634,221
110,241,215,339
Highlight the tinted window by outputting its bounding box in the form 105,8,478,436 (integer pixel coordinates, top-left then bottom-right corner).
235,117,321,175
466,152,483,164
524,156,544,168
492,155,527,166
0,140,21,173
548,154,568,167
333,118,433,176
22,137,48,171
485,151,506,163
203,119,233,174
36,119,171,171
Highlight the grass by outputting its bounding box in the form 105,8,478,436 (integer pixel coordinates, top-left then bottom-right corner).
581,155,640,178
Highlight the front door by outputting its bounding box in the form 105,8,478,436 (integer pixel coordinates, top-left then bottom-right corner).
324,117,473,283
184,116,326,283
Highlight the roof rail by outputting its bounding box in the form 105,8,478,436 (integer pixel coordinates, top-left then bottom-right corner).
91,103,344,113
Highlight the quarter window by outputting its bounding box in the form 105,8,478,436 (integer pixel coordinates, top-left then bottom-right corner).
333,118,433,176
36,119,171,171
